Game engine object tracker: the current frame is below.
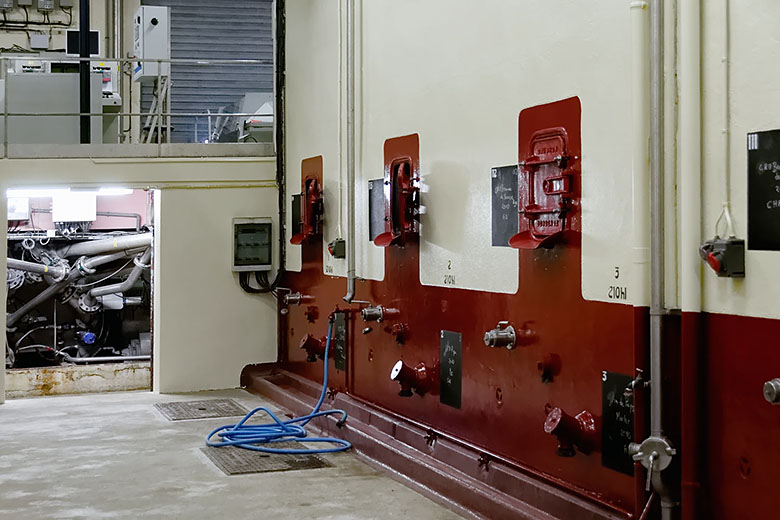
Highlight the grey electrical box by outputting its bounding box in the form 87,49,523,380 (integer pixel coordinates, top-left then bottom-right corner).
59,0,75,6
0,0,13,11
232,217,273,272
29,33,49,49
17,0,33,7
37,0,54,11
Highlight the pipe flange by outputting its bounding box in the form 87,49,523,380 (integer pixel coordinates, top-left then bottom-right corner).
629,435,676,472
78,293,102,313
43,261,70,284
76,256,97,276
7,269,25,291
133,255,152,269
59,285,77,304
24,271,43,284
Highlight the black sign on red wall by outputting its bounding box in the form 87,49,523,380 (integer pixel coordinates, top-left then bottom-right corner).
748,129,780,251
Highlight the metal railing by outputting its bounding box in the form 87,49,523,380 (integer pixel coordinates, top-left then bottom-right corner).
0,55,276,159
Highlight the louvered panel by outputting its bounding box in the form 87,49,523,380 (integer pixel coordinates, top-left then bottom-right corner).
140,0,273,143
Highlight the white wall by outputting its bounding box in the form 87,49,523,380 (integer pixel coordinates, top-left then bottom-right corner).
153,187,279,393
1,156,278,403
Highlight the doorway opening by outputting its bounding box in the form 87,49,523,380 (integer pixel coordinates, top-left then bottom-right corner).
4,187,154,398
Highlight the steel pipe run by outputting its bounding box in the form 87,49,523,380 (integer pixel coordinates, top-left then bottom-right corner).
629,1,677,519
343,0,356,303
6,258,67,280
6,249,149,328
57,233,153,257
88,248,151,298
60,354,150,364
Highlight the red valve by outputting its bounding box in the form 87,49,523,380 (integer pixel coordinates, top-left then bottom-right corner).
390,360,432,397
543,405,598,457
706,252,722,273
291,168,324,245
537,353,562,383
387,323,409,344
299,334,327,363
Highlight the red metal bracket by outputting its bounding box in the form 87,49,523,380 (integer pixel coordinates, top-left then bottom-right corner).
374,134,420,248
291,156,324,245
510,98,581,249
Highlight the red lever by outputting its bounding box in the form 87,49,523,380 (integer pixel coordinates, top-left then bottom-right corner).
706,252,722,273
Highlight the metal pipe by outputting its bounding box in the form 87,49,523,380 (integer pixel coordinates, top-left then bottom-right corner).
7,258,67,279
61,354,150,363
343,0,356,303
649,0,665,439
6,249,145,327
79,0,91,144
88,248,150,298
57,232,152,257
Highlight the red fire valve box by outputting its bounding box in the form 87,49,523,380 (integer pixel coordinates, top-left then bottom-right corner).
510,97,581,249
290,156,324,245
374,134,420,248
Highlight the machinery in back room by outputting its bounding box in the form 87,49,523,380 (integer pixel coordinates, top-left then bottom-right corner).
4,190,152,369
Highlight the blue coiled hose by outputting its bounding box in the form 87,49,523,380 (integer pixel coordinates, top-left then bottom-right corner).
205,319,352,454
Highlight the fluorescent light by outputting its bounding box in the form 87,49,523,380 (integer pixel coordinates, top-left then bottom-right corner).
6,188,70,198
97,187,133,196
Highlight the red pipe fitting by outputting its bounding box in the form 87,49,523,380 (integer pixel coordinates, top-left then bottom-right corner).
390,360,431,397
387,323,409,344
543,405,598,457
537,353,562,383
299,334,327,362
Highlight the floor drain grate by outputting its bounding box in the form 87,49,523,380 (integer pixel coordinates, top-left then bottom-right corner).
201,442,333,475
154,399,249,421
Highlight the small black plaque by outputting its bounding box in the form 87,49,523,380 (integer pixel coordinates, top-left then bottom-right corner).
748,130,780,251
368,179,386,242
332,311,347,371
491,165,519,247
439,330,462,409
601,371,635,476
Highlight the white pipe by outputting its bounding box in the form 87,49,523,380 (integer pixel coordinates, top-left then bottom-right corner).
679,0,702,313
343,0,356,303
720,0,733,233
631,1,650,307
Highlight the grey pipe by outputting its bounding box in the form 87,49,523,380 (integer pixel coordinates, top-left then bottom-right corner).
57,232,152,257
7,249,147,327
7,258,67,280
343,0,356,303
88,248,151,298
60,354,150,364
31,208,142,231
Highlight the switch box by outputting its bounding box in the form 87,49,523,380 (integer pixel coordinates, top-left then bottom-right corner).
17,0,33,7
133,6,170,82
699,236,745,278
37,0,54,12
232,217,273,272
59,0,75,7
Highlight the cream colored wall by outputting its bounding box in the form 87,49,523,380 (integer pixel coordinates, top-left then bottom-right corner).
1,156,278,402
153,187,279,393
0,2,108,54
699,1,780,318
285,1,637,297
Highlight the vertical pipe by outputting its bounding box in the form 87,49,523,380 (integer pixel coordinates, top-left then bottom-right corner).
679,1,702,518
649,0,665,440
115,0,123,143
79,0,92,144
343,0,356,303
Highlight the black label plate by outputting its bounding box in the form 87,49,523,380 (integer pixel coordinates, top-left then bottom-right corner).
333,312,347,371
491,165,519,247
440,330,462,409
601,371,635,476
748,130,780,251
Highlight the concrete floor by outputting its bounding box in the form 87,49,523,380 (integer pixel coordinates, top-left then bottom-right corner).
0,389,462,520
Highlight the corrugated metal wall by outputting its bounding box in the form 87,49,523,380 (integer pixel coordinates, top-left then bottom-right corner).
140,0,273,143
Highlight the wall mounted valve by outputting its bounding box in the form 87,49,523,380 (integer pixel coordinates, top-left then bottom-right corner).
283,292,314,306
543,405,598,457
361,305,399,323
537,354,562,383
484,321,517,349
699,235,745,278
374,134,420,248
390,359,433,397
299,334,327,362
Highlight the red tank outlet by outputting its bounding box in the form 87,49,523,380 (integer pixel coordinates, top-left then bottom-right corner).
543,405,599,457
299,334,327,363
390,360,432,397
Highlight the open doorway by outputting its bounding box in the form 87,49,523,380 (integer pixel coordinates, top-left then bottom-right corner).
4,187,154,398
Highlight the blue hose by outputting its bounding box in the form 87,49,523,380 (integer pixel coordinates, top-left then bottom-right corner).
206,319,352,454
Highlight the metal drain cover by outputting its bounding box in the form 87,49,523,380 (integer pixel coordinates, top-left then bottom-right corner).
154,399,249,421
201,442,333,475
